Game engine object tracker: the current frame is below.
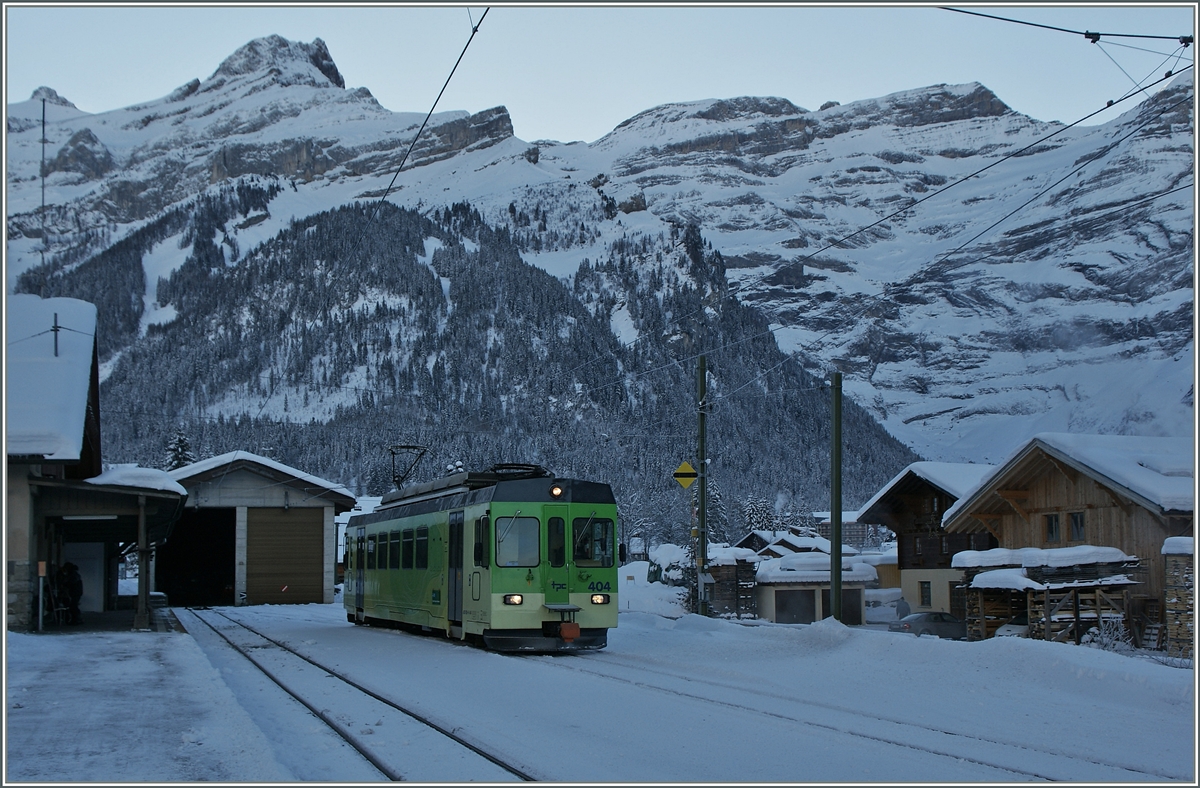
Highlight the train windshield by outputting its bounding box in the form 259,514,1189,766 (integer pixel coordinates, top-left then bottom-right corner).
496,516,540,567
573,518,615,567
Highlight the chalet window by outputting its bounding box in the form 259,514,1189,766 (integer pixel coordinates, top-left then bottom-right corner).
1069,512,1085,542
919,581,932,607
941,536,949,554
915,538,923,555
1045,513,1060,543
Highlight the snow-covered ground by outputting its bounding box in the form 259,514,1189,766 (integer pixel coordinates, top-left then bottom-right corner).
5,571,1195,783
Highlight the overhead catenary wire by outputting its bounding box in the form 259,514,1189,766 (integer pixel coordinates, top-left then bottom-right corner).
941,6,1195,44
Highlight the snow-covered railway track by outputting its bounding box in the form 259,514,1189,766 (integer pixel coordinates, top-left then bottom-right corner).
537,650,1182,782
183,608,532,782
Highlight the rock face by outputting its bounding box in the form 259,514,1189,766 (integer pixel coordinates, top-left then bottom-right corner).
5,36,1193,467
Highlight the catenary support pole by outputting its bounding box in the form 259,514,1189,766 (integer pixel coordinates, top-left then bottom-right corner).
831,371,843,622
697,354,709,616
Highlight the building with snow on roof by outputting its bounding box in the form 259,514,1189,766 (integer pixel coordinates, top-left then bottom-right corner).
6,295,187,631
755,551,877,625
165,451,355,606
942,433,1193,646
857,461,998,619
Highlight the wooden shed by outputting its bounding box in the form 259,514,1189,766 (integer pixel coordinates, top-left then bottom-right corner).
166,452,355,606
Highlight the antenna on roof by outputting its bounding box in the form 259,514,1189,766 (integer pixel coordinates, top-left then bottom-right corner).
389,444,428,489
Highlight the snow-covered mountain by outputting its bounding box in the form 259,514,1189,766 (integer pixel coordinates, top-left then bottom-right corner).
7,35,1193,468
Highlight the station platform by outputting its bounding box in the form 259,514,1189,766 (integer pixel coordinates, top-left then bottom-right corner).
33,594,179,634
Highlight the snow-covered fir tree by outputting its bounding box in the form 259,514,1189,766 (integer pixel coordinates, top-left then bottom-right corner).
163,425,197,470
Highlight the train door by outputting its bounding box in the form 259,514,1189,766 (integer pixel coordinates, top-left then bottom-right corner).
354,526,365,614
448,511,464,627
545,505,569,605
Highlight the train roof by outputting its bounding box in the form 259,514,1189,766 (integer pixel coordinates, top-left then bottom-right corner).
380,463,553,506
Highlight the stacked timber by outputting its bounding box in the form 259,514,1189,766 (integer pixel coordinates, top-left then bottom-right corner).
1162,539,1193,659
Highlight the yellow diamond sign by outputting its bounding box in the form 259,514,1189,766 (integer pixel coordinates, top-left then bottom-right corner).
673,461,698,489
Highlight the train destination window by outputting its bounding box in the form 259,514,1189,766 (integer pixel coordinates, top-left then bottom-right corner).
389,531,401,570
473,516,490,568
402,529,414,569
416,527,429,569
496,516,540,567
573,517,614,567
549,517,566,567
367,535,376,570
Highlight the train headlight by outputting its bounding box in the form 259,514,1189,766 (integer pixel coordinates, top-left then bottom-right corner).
590,594,610,605
503,594,524,605
549,483,564,499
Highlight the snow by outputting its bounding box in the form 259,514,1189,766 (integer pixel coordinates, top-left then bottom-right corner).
5,592,1193,782
86,464,188,495
169,449,353,498
857,461,998,519
943,432,1196,526
5,295,97,460
1163,536,1194,556
756,553,879,584
952,544,1136,569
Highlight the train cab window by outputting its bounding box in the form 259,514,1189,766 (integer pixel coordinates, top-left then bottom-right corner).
402,529,414,569
389,531,401,570
377,531,389,569
573,518,615,567
549,517,566,567
415,527,429,570
496,516,540,567
473,516,490,568
367,535,377,570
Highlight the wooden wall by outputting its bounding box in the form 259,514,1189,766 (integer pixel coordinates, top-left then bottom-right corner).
991,466,1192,603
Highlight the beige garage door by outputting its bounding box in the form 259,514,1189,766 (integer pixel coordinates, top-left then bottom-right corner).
246,507,324,604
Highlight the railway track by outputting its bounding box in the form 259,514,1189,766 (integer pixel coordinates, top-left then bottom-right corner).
183,608,534,782
533,649,1184,782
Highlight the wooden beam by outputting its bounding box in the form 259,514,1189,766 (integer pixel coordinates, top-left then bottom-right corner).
1045,455,1079,486
995,490,1031,524
969,513,1002,541
1095,483,1134,517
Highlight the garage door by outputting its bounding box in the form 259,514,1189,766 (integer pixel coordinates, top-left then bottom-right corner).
246,507,325,604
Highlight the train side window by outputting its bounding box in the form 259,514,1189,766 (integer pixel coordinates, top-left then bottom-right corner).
496,516,540,567
416,527,429,569
389,531,401,570
549,517,566,567
377,530,389,569
573,518,614,568
474,516,490,568
402,529,414,569
367,534,377,570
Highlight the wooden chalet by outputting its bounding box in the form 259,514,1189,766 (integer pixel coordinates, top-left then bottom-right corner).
857,462,997,617
943,433,1193,645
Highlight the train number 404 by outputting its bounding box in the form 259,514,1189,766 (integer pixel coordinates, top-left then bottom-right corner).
587,581,612,592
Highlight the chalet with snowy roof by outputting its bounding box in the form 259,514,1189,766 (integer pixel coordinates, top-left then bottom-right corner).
857,462,997,618
6,295,187,631
942,433,1193,644
756,533,859,560
166,451,355,606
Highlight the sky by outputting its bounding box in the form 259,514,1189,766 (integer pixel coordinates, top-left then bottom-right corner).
5,583,1195,782
4,3,1196,144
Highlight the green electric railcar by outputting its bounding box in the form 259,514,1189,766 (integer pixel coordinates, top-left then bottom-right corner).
344,464,621,651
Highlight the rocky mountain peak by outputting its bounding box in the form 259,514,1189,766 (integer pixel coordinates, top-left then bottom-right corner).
210,35,345,89
29,86,77,108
